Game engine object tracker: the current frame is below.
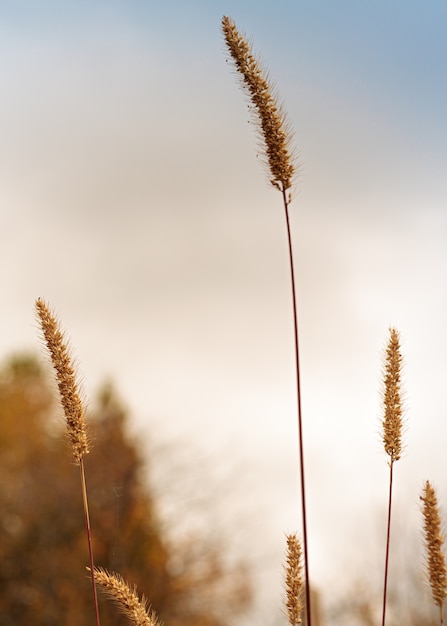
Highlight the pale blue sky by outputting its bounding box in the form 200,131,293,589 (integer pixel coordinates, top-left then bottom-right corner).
1,2,447,623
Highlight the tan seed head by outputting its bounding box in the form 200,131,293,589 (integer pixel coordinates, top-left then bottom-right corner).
420,481,447,610
382,327,403,462
284,534,303,625
222,15,296,194
92,568,161,626
35,298,89,463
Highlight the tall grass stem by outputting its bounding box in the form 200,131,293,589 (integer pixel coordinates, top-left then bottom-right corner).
221,17,310,623
80,460,101,626
35,298,101,626
283,189,311,626
380,327,403,626
381,460,394,626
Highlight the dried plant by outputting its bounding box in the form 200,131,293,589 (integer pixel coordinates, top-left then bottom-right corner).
35,298,101,626
35,297,89,464
381,327,404,626
222,16,311,626
221,15,296,196
285,534,303,626
421,481,447,624
222,16,296,192
382,327,403,463
92,568,161,626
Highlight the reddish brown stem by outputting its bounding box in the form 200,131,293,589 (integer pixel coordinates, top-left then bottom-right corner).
381,460,394,626
80,459,101,626
282,189,311,626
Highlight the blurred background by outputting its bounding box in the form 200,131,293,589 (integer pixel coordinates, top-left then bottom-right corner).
1,1,447,624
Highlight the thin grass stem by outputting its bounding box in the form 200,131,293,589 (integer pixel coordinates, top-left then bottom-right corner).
80,459,101,626
381,459,394,626
282,190,311,626
221,17,310,624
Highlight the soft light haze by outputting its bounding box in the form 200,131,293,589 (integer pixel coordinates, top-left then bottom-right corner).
1,1,447,623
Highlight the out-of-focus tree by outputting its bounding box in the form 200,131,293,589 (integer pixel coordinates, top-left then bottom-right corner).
0,354,252,626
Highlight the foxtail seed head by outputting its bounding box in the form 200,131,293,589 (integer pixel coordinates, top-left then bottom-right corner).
285,534,303,625
222,15,296,193
35,298,89,464
92,568,160,626
420,481,447,610
382,327,403,462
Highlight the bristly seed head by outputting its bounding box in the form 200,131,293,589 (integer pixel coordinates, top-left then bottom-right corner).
92,567,161,626
382,326,403,463
35,298,89,464
420,481,447,610
222,15,296,194
285,534,303,625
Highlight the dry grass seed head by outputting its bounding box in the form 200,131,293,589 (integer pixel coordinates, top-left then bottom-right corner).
284,533,303,625
35,298,89,463
382,326,403,462
420,481,447,609
92,568,161,626
221,15,296,193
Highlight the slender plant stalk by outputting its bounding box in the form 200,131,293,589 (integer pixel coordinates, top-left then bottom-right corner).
421,481,447,625
35,298,101,626
381,460,394,626
80,460,102,626
381,327,403,626
283,188,310,625
221,17,311,626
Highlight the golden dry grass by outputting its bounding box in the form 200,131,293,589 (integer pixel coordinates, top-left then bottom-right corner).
421,481,447,619
93,568,161,626
382,327,403,463
381,327,405,626
221,14,311,625
221,15,296,195
35,297,89,464
35,297,100,625
285,534,303,626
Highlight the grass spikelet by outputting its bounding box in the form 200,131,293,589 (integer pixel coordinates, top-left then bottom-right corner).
92,568,161,626
221,15,296,194
35,297,100,626
285,534,303,626
382,327,403,462
381,326,404,626
420,481,447,624
222,16,310,625
35,297,89,463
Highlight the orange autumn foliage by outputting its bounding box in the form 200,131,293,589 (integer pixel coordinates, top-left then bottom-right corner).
0,355,252,626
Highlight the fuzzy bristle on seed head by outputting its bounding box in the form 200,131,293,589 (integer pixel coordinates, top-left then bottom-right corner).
421,481,447,610
382,327,403,462
92,568,160,626
222,15,296,193
35,298,89,464
284,534,303,625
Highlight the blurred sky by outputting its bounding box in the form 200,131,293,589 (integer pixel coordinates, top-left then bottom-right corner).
1,0,447,622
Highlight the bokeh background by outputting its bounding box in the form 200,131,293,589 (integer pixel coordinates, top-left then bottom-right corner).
1,0,447,623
